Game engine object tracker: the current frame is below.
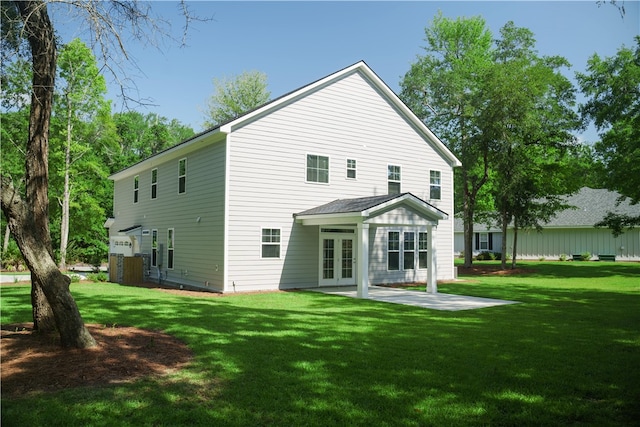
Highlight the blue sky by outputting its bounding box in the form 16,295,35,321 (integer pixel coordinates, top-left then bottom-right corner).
56,1,639,141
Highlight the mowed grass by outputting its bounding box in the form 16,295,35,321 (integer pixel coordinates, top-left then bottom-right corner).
2,261,639,426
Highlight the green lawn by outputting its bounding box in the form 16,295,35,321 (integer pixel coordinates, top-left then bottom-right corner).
2,262,639,426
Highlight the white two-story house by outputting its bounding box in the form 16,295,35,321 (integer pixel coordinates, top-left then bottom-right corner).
107,61,461,296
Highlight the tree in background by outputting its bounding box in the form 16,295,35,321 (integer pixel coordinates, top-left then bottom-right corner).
577,36,640,236
203,70,271,128
111,111,195,172
0,0,202,349
53,38,111,268
400,14,493,268
480,23,582,268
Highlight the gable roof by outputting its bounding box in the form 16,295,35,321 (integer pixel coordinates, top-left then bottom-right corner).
454,187,639,231
110,61,461,181
295,193,448,226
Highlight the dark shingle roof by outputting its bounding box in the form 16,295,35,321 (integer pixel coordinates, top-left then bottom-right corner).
454,187,639,231
296,194,404,216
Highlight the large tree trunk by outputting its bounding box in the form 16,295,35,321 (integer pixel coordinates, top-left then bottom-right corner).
500,210,509,270
0,0,96,348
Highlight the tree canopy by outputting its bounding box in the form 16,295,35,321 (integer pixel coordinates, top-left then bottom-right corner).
203,70,271,128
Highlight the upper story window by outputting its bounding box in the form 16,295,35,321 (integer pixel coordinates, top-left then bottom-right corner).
178,158,187,194
261,228,281,258
430,170,441,200
307,154,329,183
133,175,139,203
388,165,401,194
346,159,357,179
151,168,158,199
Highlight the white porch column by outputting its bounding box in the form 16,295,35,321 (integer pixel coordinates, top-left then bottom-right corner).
426,224,438,294
357,223,369,298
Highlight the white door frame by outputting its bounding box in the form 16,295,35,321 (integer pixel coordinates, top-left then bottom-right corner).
318,227,357,286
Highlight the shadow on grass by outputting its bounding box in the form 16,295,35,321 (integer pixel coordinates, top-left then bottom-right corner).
2,282,639,426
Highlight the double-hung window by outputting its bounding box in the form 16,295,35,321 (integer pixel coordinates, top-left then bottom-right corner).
403,232,415,270
261,228,281,258
346,159,357,179
387,231,400,270
167,228,174,269
479,233,489,250
151,168,158,199
307,154,329,183
388,165,401,194
133,175,139,203
418,232,428,269
151,229,158,267
178,158,187,194
430,170,441,200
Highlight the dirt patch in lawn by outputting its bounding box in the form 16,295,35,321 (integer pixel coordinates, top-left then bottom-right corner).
457,264,536,276
1,323,192,397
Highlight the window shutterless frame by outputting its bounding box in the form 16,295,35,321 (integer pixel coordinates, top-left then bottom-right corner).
178,158,187,194
387,164,401,194
261,228,281,258
306,154,330,184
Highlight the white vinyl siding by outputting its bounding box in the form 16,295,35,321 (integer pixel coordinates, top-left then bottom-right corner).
110,138,227,290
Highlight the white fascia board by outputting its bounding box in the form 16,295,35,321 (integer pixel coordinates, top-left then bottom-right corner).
294,212,364,226
363,194,448,221
109,128,225,181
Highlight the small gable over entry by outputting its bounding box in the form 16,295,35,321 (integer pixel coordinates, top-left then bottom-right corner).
295,193,448,298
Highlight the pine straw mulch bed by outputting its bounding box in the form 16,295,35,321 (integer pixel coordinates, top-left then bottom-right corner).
0,281,288,397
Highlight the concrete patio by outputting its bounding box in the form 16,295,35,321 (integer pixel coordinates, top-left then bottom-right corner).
311,285,519,311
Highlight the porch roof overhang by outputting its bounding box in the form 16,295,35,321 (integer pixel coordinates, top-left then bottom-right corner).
117,225,142,236
293,193,448,226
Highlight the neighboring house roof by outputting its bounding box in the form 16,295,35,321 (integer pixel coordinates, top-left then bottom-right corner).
454,187,639,232
110,61,461,181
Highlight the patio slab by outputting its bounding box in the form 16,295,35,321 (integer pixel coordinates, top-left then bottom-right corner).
311,285,518,311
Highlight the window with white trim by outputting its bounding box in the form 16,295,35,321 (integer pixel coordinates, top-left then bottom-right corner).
307,154,329,183
388,231,400,270
403,232,415,270
418,232,428,269
261,228,281,258
430,170,441,200
178,158,187,194
388,165,401,194
167,228,174,269
346,159,357,179
151,168,158,199
151,229,158,267
479,233,489,250
133,175,139,203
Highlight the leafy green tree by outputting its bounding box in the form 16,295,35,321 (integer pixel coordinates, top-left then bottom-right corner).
577,36,640,236
52,38,111,268
111,111,195,172
0,0,202,349
203,70,270,128
400,13,493,267
481,23,581,268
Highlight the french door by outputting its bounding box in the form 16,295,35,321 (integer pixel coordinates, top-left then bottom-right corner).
319,229,356,286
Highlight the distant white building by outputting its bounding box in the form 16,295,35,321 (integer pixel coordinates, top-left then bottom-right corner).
454,187,640,261
107,61,462,294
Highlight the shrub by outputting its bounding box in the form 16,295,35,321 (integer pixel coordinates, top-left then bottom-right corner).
559,254,567,261
68,274,81,283
476,251,501,261
86,272,108,282
581,251,592,261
